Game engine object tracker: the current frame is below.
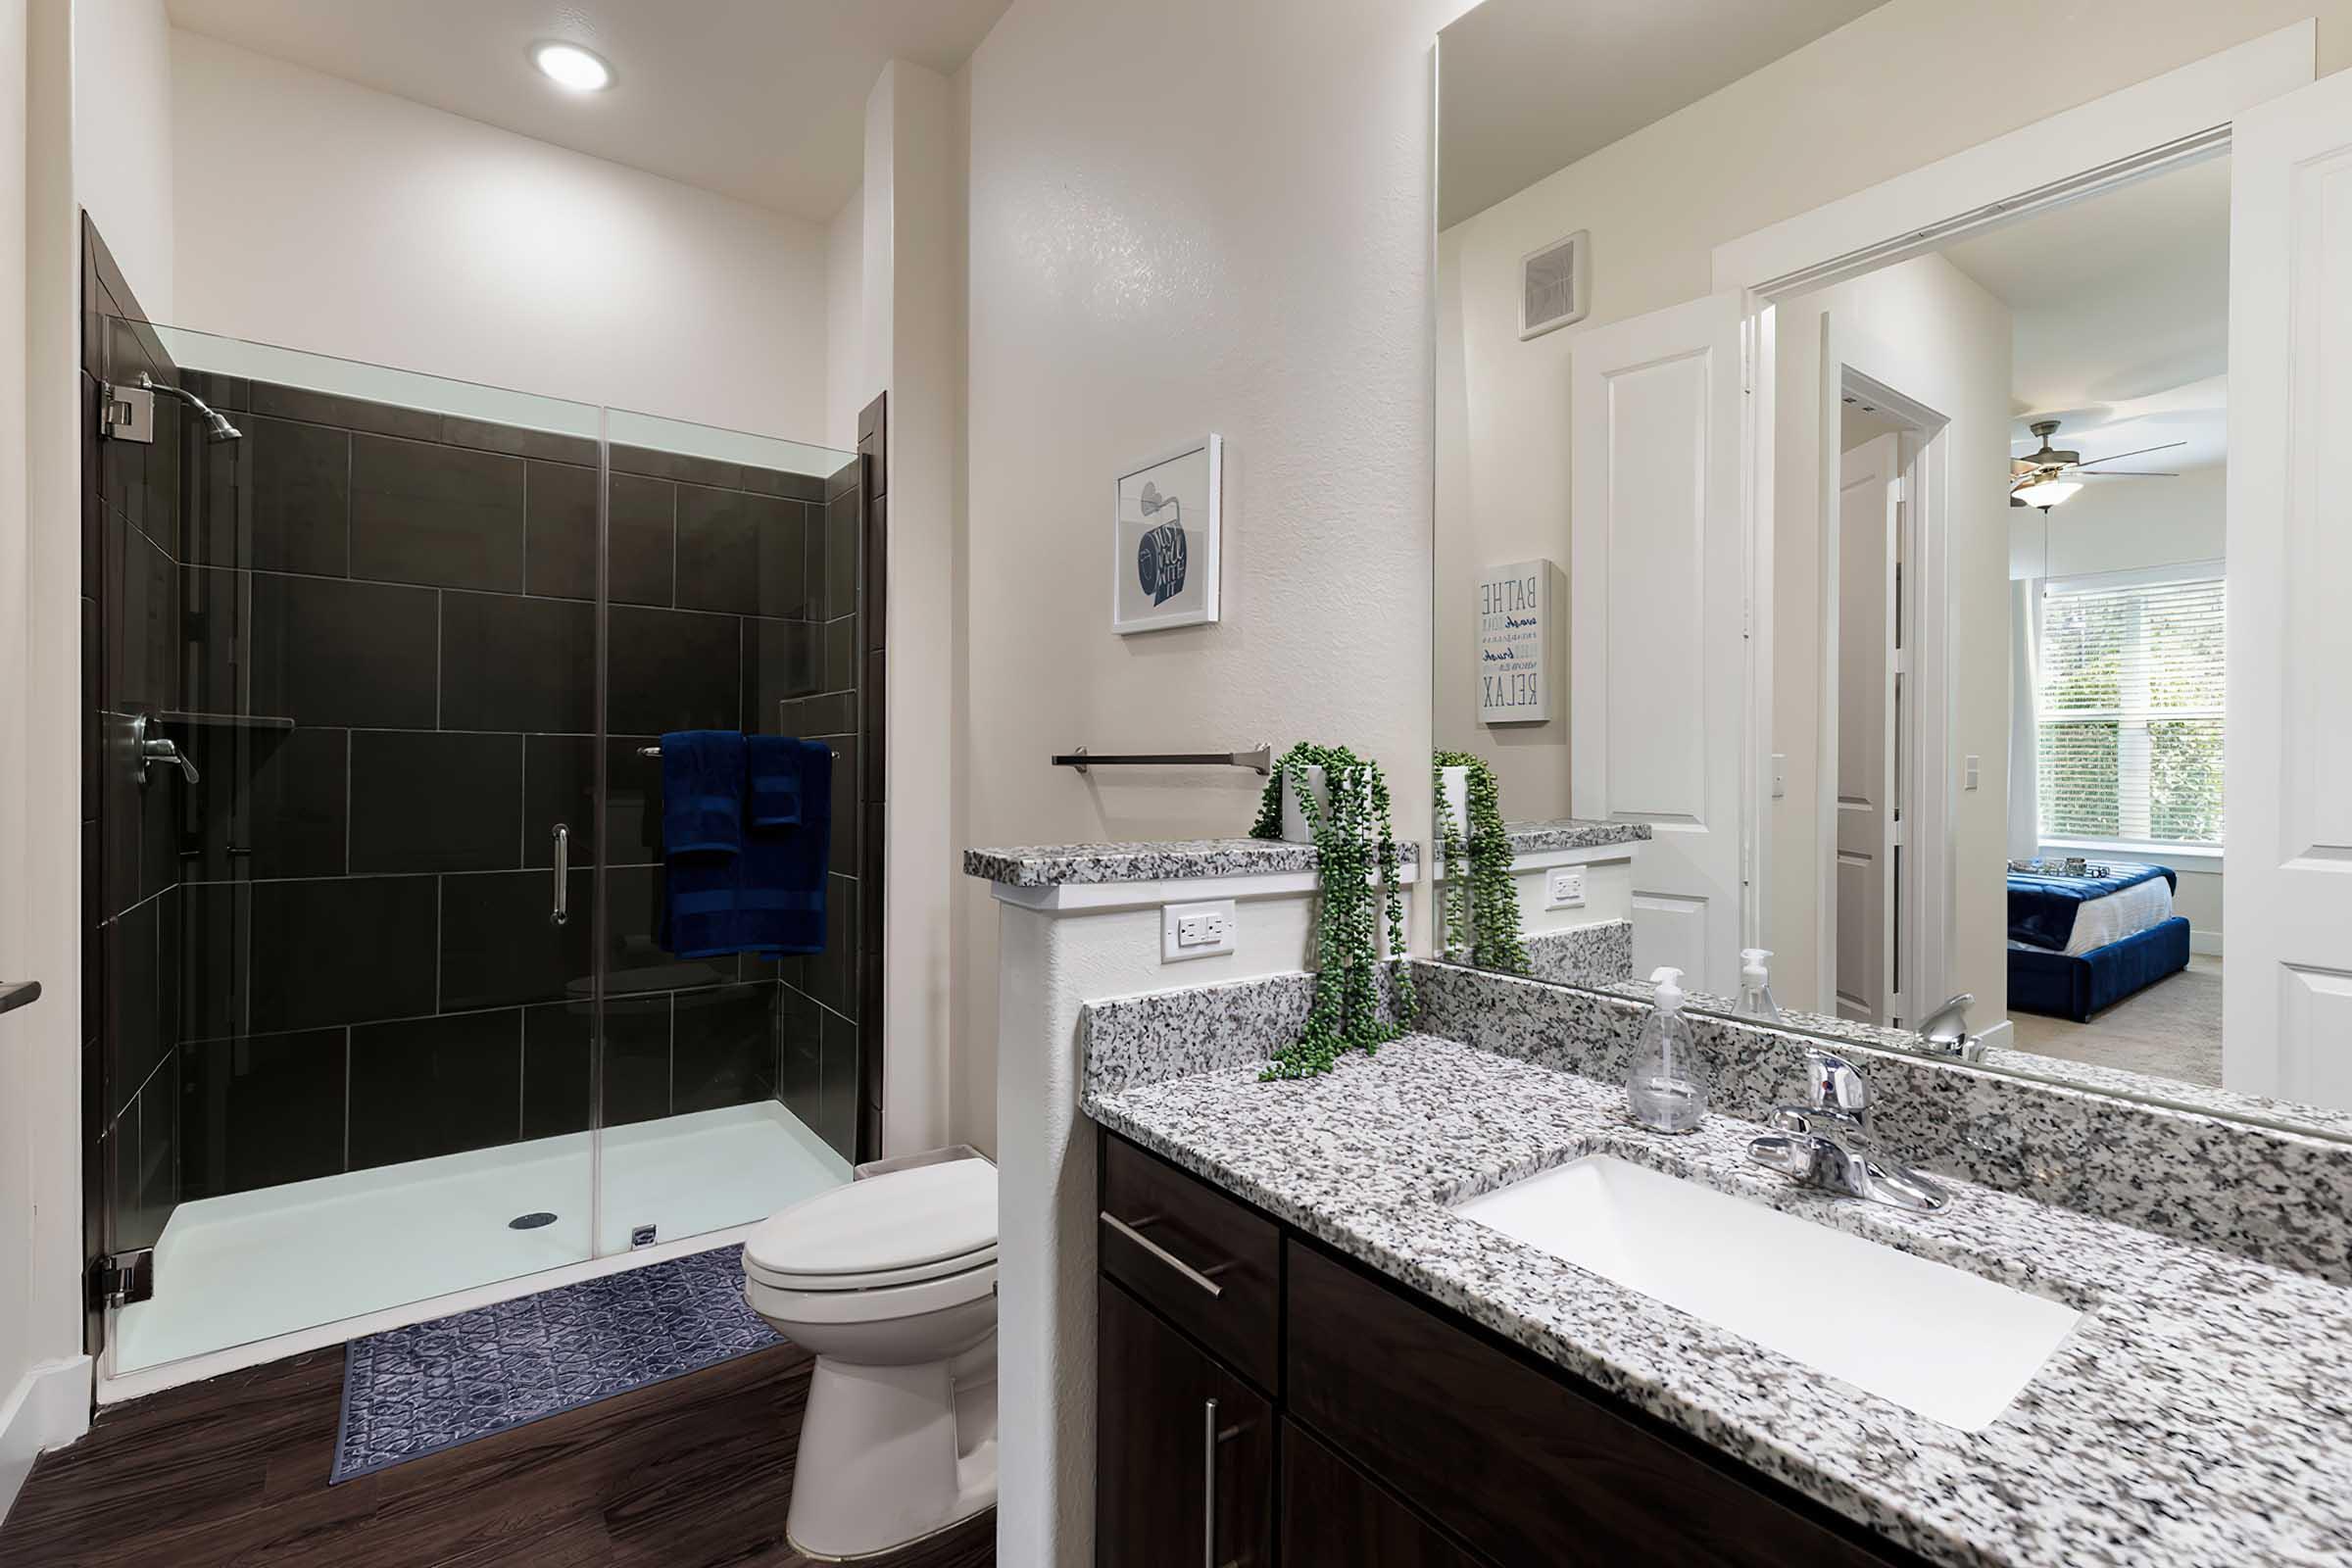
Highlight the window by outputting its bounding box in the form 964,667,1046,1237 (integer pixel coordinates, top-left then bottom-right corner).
2035,564,2225,848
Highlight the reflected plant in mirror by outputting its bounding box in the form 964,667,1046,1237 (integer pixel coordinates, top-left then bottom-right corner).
1434,750,1527,973
1249,744,1413,1078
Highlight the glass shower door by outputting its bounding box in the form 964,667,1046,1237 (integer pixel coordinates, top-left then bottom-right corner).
589,409,860,1256
108,325,607,1372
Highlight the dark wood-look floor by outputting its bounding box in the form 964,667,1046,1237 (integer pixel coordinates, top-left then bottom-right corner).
0,1343,994,1567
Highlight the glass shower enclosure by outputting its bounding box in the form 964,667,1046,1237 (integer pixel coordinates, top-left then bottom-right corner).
86,310,868,1383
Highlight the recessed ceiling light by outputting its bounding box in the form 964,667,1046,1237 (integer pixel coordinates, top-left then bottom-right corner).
532,41,612,92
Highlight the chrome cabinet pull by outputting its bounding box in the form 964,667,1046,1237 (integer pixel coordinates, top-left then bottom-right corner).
1100,1210,1223,1298
551,824,570,926
1202,1398,1242,1568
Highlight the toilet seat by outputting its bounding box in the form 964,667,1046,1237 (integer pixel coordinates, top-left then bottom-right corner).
745,1255,997,1326
745,1156,998,1300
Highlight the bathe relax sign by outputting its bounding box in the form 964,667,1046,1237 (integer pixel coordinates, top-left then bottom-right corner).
1478,558,1552,723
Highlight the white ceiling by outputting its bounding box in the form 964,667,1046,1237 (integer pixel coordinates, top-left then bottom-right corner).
1940,155,2230,472
165,0,1012,223
1438,0,1887,230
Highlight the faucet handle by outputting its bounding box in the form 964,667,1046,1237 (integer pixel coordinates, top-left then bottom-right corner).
1803,1050,1870,1118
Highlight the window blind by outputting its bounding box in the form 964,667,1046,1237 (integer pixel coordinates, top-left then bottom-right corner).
2035,569,2225,847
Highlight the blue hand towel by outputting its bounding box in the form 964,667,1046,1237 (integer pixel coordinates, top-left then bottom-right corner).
740,738,832,957
661,731,745,959
747,733,804,827
661,731,745,856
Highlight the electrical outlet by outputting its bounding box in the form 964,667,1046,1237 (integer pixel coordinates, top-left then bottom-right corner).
1545,865,1587,910
1161,900,1237,962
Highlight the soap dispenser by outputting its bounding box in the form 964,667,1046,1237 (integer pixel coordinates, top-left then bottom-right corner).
1627,966,1708,1134
1737,949,1781,1022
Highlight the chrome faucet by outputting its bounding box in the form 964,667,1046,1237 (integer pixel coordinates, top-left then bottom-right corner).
1746,1049,1948,1212
1912,993,1984,1061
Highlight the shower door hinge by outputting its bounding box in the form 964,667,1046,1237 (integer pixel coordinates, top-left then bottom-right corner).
90,1248,155,1311
97,380,156,444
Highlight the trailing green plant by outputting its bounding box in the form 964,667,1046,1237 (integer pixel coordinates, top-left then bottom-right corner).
1433,750,1528,974
1248,743,1415,1079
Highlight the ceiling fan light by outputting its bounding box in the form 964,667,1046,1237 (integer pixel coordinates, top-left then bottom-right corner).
2013,478,2082,510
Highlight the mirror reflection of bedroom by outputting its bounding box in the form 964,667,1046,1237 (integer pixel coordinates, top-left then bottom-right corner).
1802,154,2228,1087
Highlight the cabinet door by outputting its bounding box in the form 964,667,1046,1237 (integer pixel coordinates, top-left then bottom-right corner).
1098,1277,1274,1568
1282,1420,1483,1568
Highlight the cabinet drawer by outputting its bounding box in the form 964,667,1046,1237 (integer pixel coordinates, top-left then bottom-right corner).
1099,1277,1276,1568
1100,1132,1280,1390
1285,1240,1914,1568
1282,1419,1485,1568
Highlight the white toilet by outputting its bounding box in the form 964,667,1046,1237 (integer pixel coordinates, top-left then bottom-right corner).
743,1155,1000,1560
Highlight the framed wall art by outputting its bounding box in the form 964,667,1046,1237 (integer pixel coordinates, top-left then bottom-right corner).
1112,434,1222,634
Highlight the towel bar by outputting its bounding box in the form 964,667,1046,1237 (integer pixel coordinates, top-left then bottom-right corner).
1054,744,1273,777
636,743,839,760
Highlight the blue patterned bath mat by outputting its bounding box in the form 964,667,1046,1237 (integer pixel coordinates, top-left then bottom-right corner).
332,1243,780,1482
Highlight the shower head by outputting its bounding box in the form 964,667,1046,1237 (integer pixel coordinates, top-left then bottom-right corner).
137,370,242,443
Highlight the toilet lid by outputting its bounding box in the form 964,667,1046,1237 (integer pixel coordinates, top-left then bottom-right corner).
745,1157,998,1284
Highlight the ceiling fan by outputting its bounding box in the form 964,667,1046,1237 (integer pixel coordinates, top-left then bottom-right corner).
2009,418,2183,512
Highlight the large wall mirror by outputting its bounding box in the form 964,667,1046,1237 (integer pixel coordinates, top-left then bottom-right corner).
1433,1,2352,1131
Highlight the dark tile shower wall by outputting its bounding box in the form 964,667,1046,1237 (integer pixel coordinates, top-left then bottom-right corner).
81,230,873,1269
163,379,866,1197
771,394,883,1162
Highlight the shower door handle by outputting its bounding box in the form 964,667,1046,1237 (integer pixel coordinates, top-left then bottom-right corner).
551,824,570,926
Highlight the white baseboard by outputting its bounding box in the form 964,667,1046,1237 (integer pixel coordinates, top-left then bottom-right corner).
2190,928,2224,956
0,1355,92,1528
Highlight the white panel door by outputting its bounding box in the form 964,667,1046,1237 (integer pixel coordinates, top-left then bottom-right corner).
1571,294,1747,996
1835,435,1900,1023
2227,69,2352,1108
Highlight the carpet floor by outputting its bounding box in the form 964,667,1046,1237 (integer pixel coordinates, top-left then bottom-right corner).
2009,953,2225,1087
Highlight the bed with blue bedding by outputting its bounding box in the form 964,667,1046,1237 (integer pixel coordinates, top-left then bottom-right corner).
2007,860,2189,1022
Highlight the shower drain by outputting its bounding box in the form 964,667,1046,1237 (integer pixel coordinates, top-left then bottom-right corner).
508,1211,559,1230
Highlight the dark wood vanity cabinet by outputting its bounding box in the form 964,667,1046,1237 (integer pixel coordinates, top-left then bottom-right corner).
1097,1129,1930,1568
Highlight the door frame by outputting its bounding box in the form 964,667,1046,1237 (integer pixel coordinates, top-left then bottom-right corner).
1713,23,2311,1015
1820,374,1943,1025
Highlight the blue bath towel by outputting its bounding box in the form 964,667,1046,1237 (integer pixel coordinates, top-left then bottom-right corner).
661,731,745,959
740,738,832,957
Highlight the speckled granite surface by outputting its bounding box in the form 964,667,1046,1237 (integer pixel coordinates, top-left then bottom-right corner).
1085,1034,2352,1568
1083,965,1404,1096
1498,817,1653,855
1518,919,1634,988
1417,960,2352,1287
963,836,1420,889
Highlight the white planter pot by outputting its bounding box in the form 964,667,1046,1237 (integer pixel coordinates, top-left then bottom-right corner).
1434,764,1470,874
1278,764,1373,844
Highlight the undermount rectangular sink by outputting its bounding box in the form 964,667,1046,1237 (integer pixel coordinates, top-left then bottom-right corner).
1451,1154,2082,1431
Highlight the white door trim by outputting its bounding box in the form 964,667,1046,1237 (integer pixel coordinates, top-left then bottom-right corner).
1709,23,2312,296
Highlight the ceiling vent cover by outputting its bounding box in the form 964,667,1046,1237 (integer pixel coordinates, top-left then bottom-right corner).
1520,229,1590,340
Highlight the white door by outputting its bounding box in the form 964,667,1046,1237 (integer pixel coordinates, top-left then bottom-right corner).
1571,294,1747,996
1835,434,1900,1023
2227,69,2352,1109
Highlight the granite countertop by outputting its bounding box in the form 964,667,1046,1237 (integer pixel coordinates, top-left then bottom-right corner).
1084,1037,2352,1568
964,836,1420,889
1497,817,1653,854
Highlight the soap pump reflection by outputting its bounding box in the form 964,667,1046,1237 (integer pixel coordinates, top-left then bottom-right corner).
1627,965,1708,1135
1737,949,1781,1022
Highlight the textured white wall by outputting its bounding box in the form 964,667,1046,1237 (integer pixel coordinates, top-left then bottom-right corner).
825,186,863,453
72,0,172,315
170,29,829,438
956,0,1455,1161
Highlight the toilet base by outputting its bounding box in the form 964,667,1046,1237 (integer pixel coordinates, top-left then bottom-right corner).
783,1336,1000,1560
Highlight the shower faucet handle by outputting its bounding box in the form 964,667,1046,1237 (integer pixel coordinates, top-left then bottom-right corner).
130,714,200,786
